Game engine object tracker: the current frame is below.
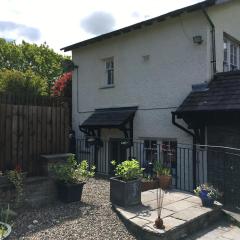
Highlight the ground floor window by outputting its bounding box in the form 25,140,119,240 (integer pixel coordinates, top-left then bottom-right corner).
143,139,177,168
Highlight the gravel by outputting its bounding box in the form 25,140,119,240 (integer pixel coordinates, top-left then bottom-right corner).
9,178,136,240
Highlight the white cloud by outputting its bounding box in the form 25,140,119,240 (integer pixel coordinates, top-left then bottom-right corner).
81,12,116,35
0,21,40,41
0,0,203,54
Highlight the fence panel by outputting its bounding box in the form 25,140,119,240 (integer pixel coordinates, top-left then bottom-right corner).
0,93,70,176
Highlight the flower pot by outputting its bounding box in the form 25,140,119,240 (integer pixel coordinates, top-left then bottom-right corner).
141,179,159,192
110,177,141,207
199,191,214,207
0,221,11,240
56,181,85,203
158,175,172,190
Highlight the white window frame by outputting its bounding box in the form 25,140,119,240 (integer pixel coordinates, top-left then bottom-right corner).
142,138,177,165
105,57,114,86
223,35,240,72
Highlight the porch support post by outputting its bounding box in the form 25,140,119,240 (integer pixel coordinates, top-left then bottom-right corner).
192,134,197,190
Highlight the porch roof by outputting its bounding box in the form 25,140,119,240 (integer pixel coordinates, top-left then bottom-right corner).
80,106,137,128
175,71,240,115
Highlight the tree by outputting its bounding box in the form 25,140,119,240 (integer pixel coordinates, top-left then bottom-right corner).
0,38,69,94
0,69,48,96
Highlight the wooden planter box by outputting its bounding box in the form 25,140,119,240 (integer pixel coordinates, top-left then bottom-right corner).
141,179,159,192
110,177,141,207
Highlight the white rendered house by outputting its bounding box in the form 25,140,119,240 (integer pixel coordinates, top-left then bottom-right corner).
62,0,240,190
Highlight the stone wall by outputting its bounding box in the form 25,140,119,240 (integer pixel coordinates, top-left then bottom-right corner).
0,177,57,208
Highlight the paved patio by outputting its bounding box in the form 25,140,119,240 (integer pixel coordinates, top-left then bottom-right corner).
114,189,226,240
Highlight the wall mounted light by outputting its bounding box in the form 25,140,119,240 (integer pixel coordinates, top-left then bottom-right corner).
193,35,203,45
142,55,150,62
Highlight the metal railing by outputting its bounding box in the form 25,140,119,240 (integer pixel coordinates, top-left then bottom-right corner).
76,139,207,191
76,138,240,209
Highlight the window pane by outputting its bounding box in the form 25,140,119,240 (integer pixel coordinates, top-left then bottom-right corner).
224,36,240,72
105,58,114,85
162,141,177,168
144,140,157,164
224,39,228,62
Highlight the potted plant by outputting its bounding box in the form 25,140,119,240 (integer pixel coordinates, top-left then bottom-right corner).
153,160,172,190
6,165,26,207
52,154,95,203
110,159,144,207
194,184,220,207
0,222,11,240
141,176,159,192
0,205,12,240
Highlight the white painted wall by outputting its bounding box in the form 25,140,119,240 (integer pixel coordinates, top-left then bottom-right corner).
72,9,211,145
208,0,240,73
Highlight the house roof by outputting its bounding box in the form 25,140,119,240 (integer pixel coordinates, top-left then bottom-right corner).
61,0,218,52
80,106,137,128
175,71,240,114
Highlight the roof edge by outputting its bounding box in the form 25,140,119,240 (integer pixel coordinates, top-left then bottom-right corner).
61,0,216,52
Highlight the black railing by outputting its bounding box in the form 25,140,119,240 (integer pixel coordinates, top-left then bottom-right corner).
76,138,240,209
76,139,208,192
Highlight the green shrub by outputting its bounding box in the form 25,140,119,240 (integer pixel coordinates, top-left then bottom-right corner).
52,155,95,184
111,160,144,181
0,69,48,96
153,160,171,176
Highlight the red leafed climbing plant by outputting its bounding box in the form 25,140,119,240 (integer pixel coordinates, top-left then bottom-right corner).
52,71,72,97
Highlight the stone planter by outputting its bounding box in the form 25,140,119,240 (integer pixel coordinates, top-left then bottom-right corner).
0,221,11,240
110,177,141,207
158,175,172,190
141,179,159,192
56,181,85,203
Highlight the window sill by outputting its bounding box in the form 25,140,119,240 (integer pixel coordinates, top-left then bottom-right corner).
99,85,115,89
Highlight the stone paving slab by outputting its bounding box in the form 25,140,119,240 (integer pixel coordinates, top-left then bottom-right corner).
185,195,202,204
141,191,157,203
137,208,175,222
172,206,211,221
164,199,197,212
186,221,240,240
114,189,224,240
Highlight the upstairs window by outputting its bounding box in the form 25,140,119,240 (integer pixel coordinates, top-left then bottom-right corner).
105,58,114,85
223,36,240,72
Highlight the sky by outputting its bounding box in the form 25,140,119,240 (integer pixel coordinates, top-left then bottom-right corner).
0,0,203,55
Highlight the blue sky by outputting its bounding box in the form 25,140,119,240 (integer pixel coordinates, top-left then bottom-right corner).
0,0,203,54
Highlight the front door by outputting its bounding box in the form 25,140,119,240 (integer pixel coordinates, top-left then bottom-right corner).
109,139,127,174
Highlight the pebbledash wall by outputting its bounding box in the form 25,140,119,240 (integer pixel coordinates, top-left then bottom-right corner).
72,9,211,145
71,1,240,179
69,1,240,187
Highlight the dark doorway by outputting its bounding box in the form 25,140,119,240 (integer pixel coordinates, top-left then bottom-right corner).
109,139,127,174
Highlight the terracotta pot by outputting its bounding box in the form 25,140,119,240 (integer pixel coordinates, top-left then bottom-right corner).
141,180,159,192
158,175,172,190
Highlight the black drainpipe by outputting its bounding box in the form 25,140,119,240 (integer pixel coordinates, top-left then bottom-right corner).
172,112,197,190
202,8,216,75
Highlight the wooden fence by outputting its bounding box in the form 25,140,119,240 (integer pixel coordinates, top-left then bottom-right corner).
0,93,70,176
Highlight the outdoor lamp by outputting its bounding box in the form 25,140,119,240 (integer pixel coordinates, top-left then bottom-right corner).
193,35,203,45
